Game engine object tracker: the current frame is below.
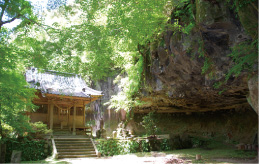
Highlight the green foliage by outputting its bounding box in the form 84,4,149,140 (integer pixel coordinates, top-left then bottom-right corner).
172,0,195,35
141,112,159,136
225,40,258,82
191,137,207,148
0,68,37,138
96,139,147,156
108,55,144,112
0,0,38,30
182,22,195,34
227,0,257,13
5,0,197,114
201,57,212,74
140,140,150,152
0,0,44,141
96,138,174,156
160,139,171,151
97,139,120,156
4,138,50,162
29,122,52,138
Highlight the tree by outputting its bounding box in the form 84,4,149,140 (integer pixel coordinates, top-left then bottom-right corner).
0,1,51,162
142,112,159,137
0,27,36,162
73,0,173,111
0,0,36,30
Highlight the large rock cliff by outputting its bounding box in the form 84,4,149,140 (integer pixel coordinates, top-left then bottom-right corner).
135,0,258,114
92,0,258,143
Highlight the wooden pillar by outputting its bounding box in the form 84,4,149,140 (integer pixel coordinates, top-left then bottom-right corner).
83,102,86,127
50,100,54,134
58,108,60,122
72,104,76,135
47,104,50,126
67,107,70,126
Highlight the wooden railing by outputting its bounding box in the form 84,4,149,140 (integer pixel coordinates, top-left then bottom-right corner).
51,138,58,159
90,138,100,157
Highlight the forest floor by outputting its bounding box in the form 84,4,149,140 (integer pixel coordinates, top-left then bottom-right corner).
22,148,258,164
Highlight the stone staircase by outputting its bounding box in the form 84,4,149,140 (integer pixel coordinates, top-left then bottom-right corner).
52,126,97,158
55,138,97,158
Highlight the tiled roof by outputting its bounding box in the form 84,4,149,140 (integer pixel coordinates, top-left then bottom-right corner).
25,68,102,98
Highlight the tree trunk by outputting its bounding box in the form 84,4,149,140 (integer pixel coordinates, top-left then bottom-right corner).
0,104,6,163
0,143,6,163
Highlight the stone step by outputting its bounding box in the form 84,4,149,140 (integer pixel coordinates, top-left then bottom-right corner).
56,143,93,146
55,144,93,149
55,138,91,140
56,145,94,149
54,137,96,159
57,148,95,152
58,151,96,155
55,140,92,143
58,154,96,159
55,140,91,142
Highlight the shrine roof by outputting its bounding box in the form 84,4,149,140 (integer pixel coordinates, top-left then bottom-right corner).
25,68,103,99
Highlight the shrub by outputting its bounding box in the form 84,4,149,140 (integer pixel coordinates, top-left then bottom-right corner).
96,139,121,156
140,140,150,152
29,121,52,139
96,139,152,156
160,139,171,151
4,138,50,162
141,112,159,137
96,138,175,156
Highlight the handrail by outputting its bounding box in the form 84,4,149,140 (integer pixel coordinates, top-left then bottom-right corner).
90,138,100,157
51,138,58,159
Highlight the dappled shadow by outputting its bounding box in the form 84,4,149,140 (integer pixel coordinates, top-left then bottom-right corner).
38,153,192,164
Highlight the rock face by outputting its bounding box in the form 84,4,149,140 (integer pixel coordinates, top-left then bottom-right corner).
247,75,259,114
136,0,258,114
91,0,258,142
133,108,258,143
89,76,123,136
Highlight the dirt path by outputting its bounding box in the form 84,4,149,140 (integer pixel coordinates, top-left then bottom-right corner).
44,154,258,164
46,154,191,164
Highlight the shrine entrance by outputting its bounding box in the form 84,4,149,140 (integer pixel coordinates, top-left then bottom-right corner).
59,109,69,127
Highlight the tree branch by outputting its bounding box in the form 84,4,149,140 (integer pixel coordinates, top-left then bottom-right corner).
20,15,59,31
0,1,8,22
19,15,61,42
1,14,20,24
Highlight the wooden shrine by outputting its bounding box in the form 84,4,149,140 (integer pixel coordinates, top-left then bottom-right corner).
25,68,103,135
